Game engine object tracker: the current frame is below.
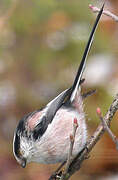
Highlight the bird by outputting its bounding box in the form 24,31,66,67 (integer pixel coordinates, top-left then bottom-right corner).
13,5,104,168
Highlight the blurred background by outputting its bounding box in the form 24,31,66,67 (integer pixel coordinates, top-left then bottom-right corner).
0,0,118,179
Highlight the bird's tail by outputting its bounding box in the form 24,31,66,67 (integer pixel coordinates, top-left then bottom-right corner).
69,4,104,103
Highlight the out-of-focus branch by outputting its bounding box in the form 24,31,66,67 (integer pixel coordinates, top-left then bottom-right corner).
49,94,118,180
89,4,118,22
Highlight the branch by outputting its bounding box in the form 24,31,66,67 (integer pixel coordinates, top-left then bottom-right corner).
96,107,118,150
62,118,78,178
89,4,118,22
50,94,118,180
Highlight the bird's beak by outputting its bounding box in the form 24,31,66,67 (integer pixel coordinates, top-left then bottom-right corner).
20,157,26,168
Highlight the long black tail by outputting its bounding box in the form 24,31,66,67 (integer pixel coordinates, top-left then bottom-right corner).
69,4,104,102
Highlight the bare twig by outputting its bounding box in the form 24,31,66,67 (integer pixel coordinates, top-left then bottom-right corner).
89,4,118,22
96,107,118,150
55,94,118,180
60,119,78,180
65,119,78,172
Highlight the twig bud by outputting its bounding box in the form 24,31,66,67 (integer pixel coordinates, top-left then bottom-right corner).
70,134,74,142
73,118,78,128
96,107,102,117
89,4,99,13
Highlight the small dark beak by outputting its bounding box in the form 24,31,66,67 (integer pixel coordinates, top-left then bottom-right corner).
21,158,26,168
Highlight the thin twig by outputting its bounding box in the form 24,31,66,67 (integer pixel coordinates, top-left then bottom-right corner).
96,107,118,150
61,119,78,180
66,118,78,171
89,4,118,22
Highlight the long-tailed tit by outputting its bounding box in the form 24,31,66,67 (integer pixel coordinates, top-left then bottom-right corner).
13,5,104,168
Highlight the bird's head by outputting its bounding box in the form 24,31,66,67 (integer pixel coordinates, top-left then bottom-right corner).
13,113,32,168
13,110,43,167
